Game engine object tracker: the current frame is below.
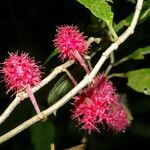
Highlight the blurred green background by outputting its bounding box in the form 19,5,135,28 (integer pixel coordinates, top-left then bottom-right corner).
0,0,150,149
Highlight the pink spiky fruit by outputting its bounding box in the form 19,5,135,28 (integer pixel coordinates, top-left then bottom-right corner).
2,52,42,114
72,74,130,134
105,103,131,132
53,25,90,73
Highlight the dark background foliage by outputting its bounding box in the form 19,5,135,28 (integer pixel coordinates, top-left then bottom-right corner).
0,0,150,149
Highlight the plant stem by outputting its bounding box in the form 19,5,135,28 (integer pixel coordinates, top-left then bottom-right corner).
50,143,55,150
113,56,130,67
87,37,101,46
108,25,118,41
104,25,118,75
73,51,90,74
105,52,115,75
84,55,93,70
26,84,40,114
107,73,125,79
63,69,78,86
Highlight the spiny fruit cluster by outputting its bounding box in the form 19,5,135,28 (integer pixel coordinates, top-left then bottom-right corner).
72,74,131,133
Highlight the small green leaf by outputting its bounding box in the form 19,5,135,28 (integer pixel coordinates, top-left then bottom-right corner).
114,14,132,32
44,49,58,65
139,7,150,24
126,69,150,95
48,74,73,105
31,121,56,150
76,0,114,28
128,46,150,60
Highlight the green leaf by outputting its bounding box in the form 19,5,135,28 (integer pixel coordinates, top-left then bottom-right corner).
31,121,56,150
125,69,150,95
139,7,150,24
48,74,73,105
76,0,114,28
114,14,132,32
128,46,150,60
44,49,58,65
138,0,150,24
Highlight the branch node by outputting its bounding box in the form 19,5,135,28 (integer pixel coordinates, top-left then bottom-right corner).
111,43,118,50
38,112,48,121
102,52,109,58
17,91,27,101
84,74,93,85
136,4,142,11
